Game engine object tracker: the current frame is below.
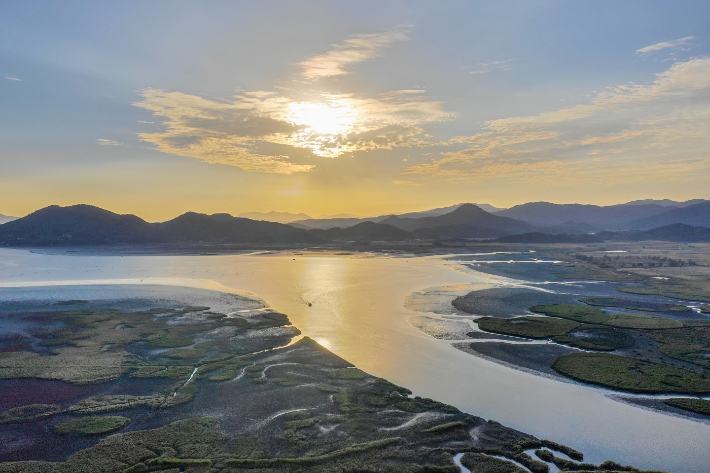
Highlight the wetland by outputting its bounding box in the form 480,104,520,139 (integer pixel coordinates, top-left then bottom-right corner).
0,245,709,472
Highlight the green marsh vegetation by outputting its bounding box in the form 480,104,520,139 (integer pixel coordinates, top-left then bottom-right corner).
551,352,710,394
473,297,710,394
529,304,610,324
52,416,131,436
663,398,710,415
460,452,527,473
579,297,691,313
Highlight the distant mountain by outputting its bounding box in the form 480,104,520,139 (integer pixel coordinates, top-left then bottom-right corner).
0,214,18,225
316,213,361,219
412,224,518,240
237,211,312,223
290,217,368,230
290,203,504,230
629,202,710,230
600,224,710,242
158,212,314,244
623,198,707,208
536,221,597,235
314,221,412,242
494,202,672,229
5,203,708,248
380,204,532,236
0,205,408,246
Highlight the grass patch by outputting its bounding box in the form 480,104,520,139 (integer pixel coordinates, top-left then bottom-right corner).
564,327,634,350
647,326,710,368
423,421,466,433
52,415,131,435
529,304,610,324
551,352,710,394
0,404,64,423
460,452,527,473
477,316,579,339
605,313,683,329
580,297,690,313
328,368,367,379
225,437,401,466
663,398,710,415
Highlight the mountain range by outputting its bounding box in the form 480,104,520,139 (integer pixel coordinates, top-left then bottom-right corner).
237,211,312,223
289,203,502,229
0,200,708,247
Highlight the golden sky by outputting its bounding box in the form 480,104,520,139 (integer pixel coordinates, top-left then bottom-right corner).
2,2,709,220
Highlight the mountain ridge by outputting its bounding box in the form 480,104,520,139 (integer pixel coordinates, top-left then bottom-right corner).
1,202,709,247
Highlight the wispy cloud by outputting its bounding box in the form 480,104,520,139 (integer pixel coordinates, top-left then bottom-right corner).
636,36,694,54
97,139,125,146
469,59,514,75
4,76,22,82
393,179,422,187
406,57,710,186
295,26,410,80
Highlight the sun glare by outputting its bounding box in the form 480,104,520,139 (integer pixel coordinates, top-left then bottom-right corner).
286,98,357,157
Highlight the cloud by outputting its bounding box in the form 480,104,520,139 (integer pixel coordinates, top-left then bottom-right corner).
134,87,454,172
393,179,422,187
636,36,694,54
295,26,410,80
4,76,22,81
405,57,710,185
97,139,125,146
469,59,514,75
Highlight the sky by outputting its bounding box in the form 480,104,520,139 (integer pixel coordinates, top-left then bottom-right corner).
2,1,710,221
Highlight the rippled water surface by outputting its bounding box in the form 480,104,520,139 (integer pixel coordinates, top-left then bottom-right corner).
0,248,708,473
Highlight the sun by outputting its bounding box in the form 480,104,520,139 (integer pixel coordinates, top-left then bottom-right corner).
287,99,356,136
285,97,357,157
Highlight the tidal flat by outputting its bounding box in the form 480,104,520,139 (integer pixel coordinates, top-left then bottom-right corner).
0,286,651,473
428,246,710,417
0,248,709,472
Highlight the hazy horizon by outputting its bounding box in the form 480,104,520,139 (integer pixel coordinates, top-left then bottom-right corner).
2,196,708,222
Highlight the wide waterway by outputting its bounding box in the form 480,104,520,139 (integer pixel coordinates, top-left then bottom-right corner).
0,248,708,472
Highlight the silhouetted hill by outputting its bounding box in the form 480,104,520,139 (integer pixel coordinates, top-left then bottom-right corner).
237,211,312,223
598,224,710,242
0,205,157,245
0,205,404,246
412,224,512,240
291,217,368,230
630,202,710,230
290,202,503,229
494,202,672,228
314,221,412,242
380,204,531,236
4,204,709,247
623,198,707,207
536,221,597,234
157,212,314,244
